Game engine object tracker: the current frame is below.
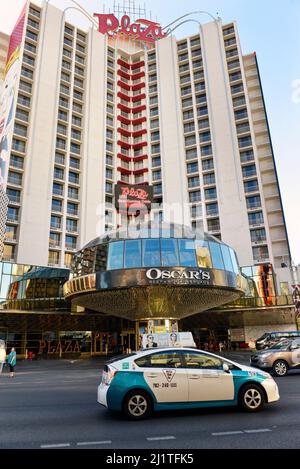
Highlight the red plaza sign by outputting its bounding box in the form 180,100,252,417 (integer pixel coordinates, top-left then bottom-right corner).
93,14,167,43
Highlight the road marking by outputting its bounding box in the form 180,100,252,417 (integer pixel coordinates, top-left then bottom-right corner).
146,436,176,441
212,431,244,436
244,429,272,434
40,443,70,448
212,428,272,436
76,441,112,446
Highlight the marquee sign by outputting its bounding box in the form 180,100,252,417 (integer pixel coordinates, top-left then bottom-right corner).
115,183,153,214
93,13,166,43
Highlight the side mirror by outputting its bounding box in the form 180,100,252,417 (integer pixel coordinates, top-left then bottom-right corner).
223,363,230,373
290,345,299,351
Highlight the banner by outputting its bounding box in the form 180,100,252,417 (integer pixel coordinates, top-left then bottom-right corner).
142,332,195,349
0,3,26,187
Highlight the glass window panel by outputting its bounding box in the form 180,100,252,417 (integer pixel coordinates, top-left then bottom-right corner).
174,239,195,267
229,249,239,274
142,239,161,267
161,239,179,266
184,352,222,369
124,240,142,268
241,266,253,277
107,241,124,270
209,242,224,269
0,275,11,300
221,245,234,271
3,263,12,275
195,240,212,268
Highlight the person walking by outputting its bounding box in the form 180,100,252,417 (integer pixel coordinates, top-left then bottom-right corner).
7,347,16,378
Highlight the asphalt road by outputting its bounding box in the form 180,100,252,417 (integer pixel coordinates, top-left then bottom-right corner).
0,353,299,449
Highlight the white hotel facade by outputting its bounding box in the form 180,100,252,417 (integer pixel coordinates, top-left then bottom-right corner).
0,1,292,296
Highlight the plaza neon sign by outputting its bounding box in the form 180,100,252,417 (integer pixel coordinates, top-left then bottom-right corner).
93,13,167,43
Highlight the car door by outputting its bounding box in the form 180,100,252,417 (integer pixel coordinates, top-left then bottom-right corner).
183,351,234,402
141,350,188,403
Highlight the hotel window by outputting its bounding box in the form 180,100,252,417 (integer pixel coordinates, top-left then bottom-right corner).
184,123,195,133
195,240,212,268
206,203,218,216
68,187,79,199
8,171,22,186
150,107,158,117
238,136,252,148
180,75,190,84
177,42,187,51
185,135,196,146
190,205,202,218
233,96,246,107
151,144,160,154
69,172,79,184
70,142,80,154
66,219,77,232
57,124,67,136
182,98,193,109
252,246,269,261
197,106,208,116
16,109,29,122
236,123,250,134
66,235,77,249
71,129,81,140
188,176,200,188
224,38,236,47
106,155,113,166
240,150,254,162
54,167,64,180
183,110,194,120
152,157,161,167
207,219,220,232
5,225,17,239
150,119,159,129
58,110,68,121
12,139,26,152
229,71,242,82
194,70,204,80
152,170,161,181
187,162,198,174
59,97,69,108
151,131,160,141
248,211,264,225
191,49,201,57
67,202,78,216
194,82,205,92
250,228,266,242
18,95,30,106
7,188,20,203
226,48,238,58
190,37,200,46
69,157,80,169
48,251,59,265
199,131,211,143
223,26,235,35
14,123,27,137
198,118,209,129
53,183,63,196
7,207,19,221
153,184,162,195
189,191,201,203
161,239,179,266
21,67,33,79
181,86,192,96
193,60,202,69
235,109,248,120
23,54,35,66
242,165,257,178
105,182,113,194
204,188,217,200
200,145,212,156
228,59,240,70
51,198,62,212
106,168,113,180
202,159,214,171
231,83,244,94
203,173,215,185
195,95,207,105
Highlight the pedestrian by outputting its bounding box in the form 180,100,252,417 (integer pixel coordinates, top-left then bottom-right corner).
7,347,16,378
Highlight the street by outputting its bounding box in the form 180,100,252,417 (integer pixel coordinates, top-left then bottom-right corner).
0,354,299,449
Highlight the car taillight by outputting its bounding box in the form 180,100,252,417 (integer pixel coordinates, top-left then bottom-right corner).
104,368,118,386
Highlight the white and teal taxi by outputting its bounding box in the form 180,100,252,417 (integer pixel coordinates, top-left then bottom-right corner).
97,348,279,419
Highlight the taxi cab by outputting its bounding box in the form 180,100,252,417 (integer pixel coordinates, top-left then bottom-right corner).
97,347,279,419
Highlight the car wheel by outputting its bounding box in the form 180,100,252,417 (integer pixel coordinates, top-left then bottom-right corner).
123,390,153,420
272,360,289,377
239,383,265,412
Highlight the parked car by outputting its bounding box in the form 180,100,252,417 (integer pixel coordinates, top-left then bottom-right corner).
98,347,279,419
250,338,300,376
255,331,300,350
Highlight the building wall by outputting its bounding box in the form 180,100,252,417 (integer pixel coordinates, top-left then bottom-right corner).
0,4,293,292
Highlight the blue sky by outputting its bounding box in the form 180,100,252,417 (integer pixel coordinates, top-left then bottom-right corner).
1,0,300,264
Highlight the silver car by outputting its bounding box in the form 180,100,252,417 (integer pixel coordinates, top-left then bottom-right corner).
250,339,300,377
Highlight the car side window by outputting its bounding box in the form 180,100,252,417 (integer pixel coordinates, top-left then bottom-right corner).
183,352,223,370
135,352,183,368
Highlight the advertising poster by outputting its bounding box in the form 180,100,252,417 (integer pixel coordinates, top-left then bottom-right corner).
0,3,26,187
142,332,195,349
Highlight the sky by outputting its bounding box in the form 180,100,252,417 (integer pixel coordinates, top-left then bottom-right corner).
1,0,300,264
